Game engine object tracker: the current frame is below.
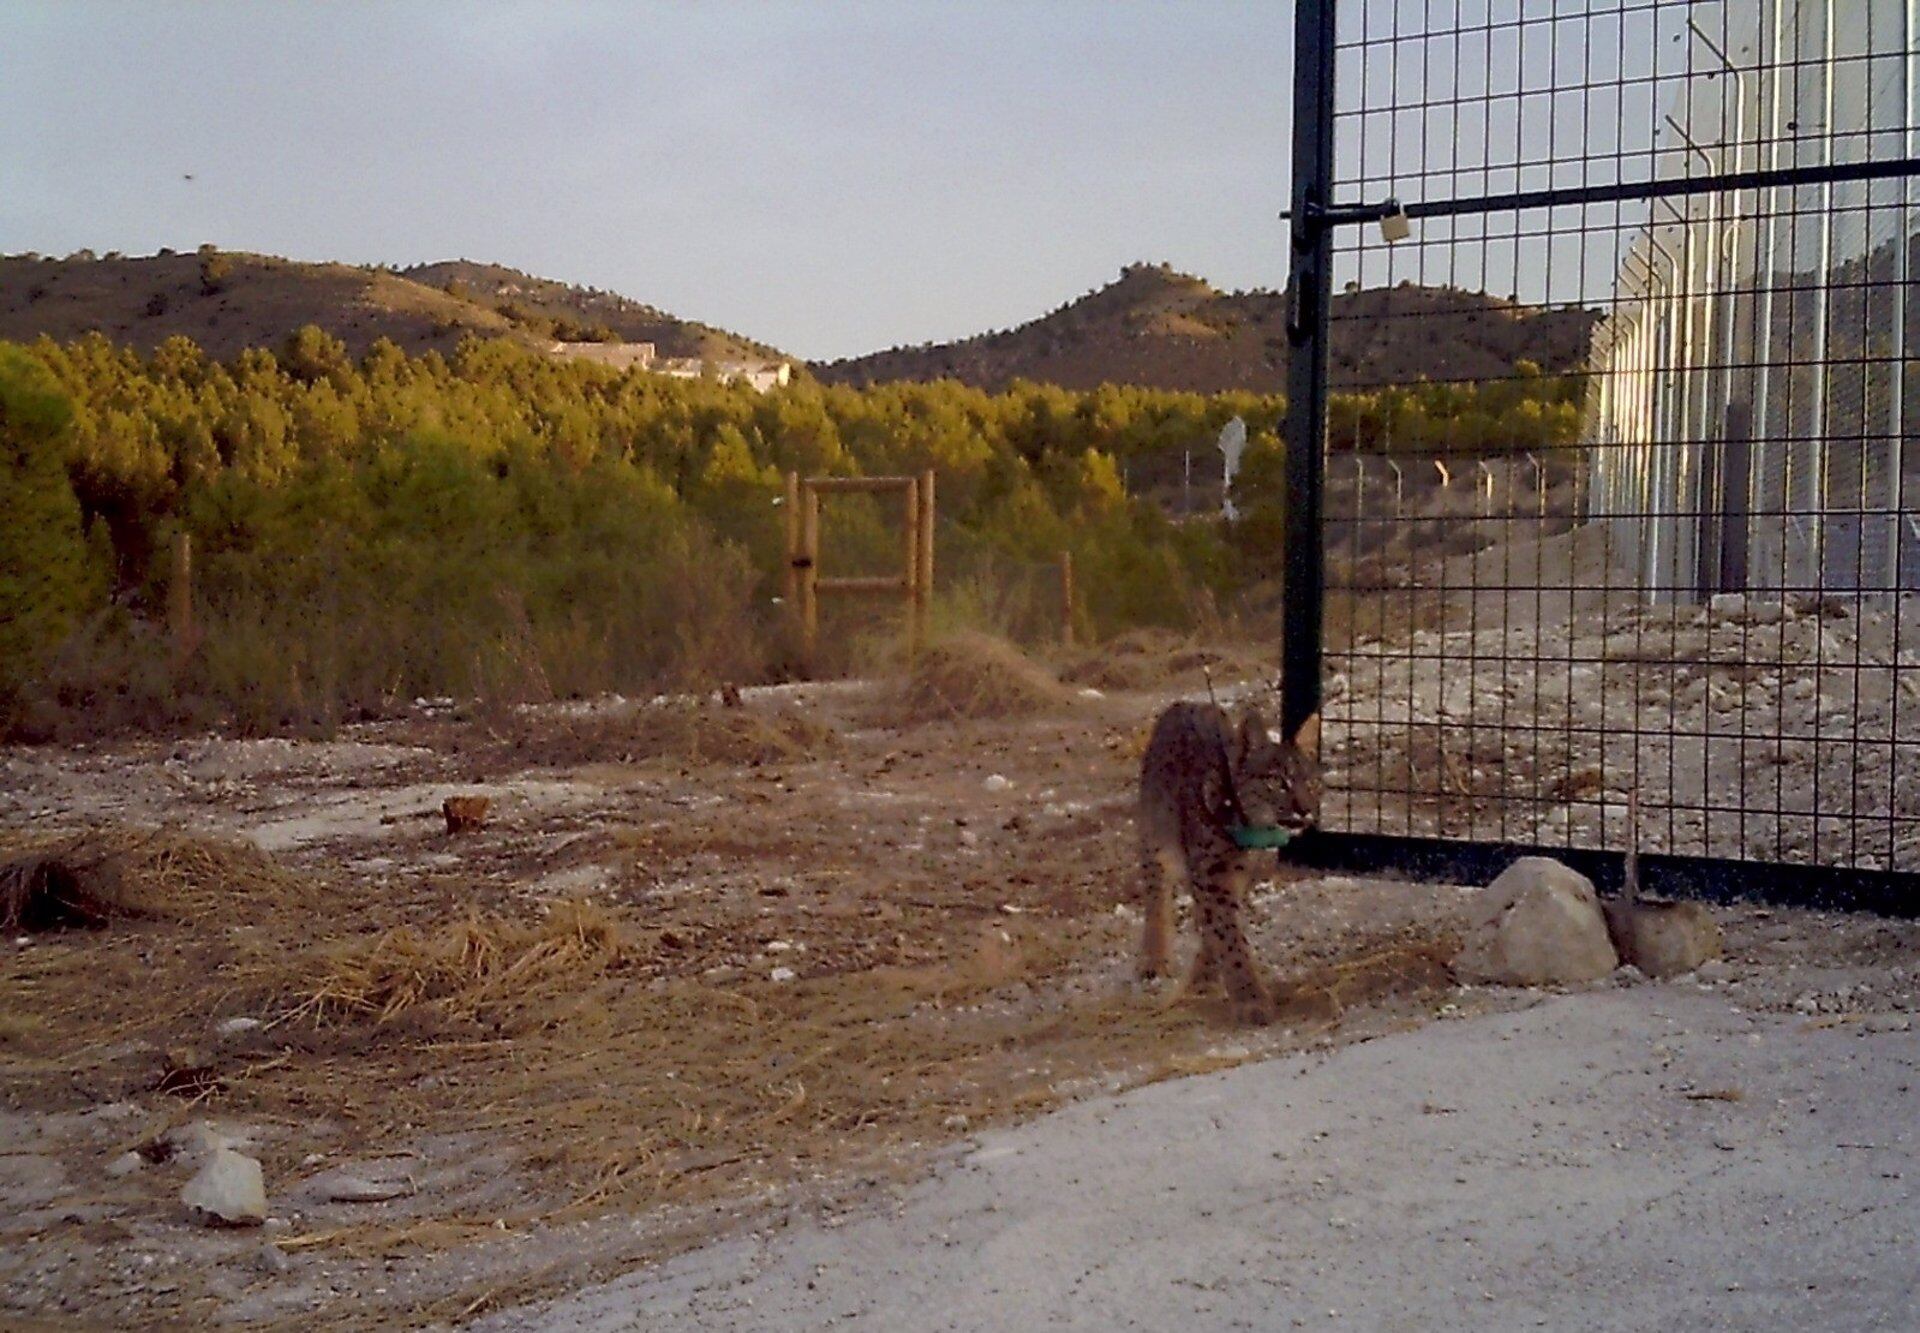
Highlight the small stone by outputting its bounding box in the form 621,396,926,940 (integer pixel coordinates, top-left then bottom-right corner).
317,1173,413,1203
216,1017,263,1038
769,966,797,983
106,1151,145,1178
181,1149,267,1227
943,1114,971,1131
251,1243,290,1274
982,774,1013,793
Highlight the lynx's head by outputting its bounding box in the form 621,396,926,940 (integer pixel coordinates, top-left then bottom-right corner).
1227,709,1321,832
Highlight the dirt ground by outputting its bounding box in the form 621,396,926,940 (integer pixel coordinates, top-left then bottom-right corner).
1,662,1916,1330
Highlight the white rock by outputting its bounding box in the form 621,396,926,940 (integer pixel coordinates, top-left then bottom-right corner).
106,1151,146,1178
763,940,794,954
216,1017,263,1038
769,966,797,984
1454,857,1618,986
983,774,1014,792
181,1149,267,1227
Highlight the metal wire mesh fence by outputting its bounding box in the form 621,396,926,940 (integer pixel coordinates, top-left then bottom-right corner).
1284,0,1920,901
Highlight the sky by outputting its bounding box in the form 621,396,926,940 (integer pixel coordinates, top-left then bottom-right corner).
2,1,1297,360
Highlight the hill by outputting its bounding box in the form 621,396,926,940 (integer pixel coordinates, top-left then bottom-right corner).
816,262,1600,392
0,249,777,363
399,260,779,361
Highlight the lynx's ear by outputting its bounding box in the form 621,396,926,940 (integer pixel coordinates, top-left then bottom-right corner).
1290,712,1321,762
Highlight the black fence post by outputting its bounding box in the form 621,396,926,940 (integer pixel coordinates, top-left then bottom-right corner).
1282,0,1337,741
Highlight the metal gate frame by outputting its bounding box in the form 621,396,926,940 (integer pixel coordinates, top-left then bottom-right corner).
1279,0,1920,915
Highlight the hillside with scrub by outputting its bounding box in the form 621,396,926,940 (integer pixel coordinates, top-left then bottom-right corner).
0,250,775,365
0,327,1584,739
818,262,1601,394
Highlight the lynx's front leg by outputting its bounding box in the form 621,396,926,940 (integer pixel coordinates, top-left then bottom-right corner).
1136,840,1182,981
1189,856,1274,1025
1187,927,1220,993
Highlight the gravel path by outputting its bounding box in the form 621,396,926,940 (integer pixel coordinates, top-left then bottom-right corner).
478,986,1918,1332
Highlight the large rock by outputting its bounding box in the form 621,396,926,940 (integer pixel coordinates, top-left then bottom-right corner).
1604,899,1722,978
181,1149,267,1227
1456,856,1619,986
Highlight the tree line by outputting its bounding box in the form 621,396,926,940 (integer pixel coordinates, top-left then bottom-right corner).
0,328,1583,736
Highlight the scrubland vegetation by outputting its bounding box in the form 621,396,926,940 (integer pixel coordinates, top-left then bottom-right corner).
0,329,1582,738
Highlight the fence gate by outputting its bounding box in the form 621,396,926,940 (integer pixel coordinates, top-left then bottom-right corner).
1282,0,1920,911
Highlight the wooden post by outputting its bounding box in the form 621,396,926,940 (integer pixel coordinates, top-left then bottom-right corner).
1059,550,1075,648
800,484,821,675
168,531,194,675
902,478,922,661
916,470,935,647
782,470,801,611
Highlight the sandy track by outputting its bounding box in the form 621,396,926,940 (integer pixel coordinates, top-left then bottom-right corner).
477,986,1919,1333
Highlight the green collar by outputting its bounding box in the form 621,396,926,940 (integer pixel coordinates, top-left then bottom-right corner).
1229,825,1294,850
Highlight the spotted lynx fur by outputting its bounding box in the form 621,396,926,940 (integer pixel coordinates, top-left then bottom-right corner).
1136,701,1321,1024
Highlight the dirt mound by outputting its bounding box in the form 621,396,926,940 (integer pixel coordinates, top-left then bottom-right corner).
0,828,311,932
880,633,1076,724
459,700,835,769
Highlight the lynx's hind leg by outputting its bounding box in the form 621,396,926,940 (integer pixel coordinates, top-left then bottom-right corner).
1136,837,1183,981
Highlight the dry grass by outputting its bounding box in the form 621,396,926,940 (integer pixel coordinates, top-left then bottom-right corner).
1058,629,1269,693
1271,932,1458,1026
251,916,1461,1245
0,819,1464,1310
876,632,1076,725
0,827,314,932
288,901,635,1029
453,700,835,769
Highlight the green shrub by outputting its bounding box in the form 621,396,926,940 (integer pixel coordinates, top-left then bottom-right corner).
0,348,109,710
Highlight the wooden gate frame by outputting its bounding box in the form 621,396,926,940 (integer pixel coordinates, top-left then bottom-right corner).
784,470,934,674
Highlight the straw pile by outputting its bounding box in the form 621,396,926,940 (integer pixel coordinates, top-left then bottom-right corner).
880,632,1076,724
289,900,634,1030
0,827,312,932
